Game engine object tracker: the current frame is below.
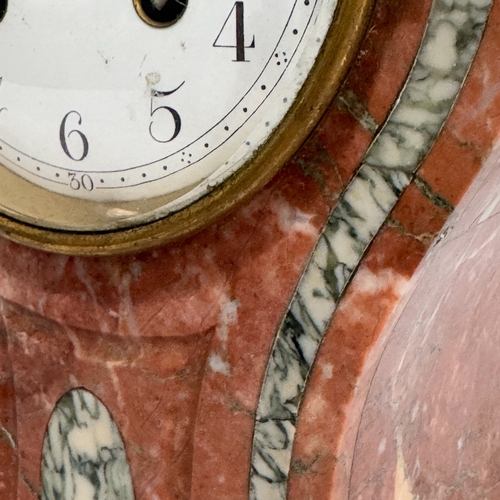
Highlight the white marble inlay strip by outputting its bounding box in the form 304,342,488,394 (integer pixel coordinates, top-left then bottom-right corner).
41,389,135,500
249,1,492,498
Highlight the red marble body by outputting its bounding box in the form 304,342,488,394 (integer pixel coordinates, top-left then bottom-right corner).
1,0,500,499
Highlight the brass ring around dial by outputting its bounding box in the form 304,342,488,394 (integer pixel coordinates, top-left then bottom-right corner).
0,0,375,255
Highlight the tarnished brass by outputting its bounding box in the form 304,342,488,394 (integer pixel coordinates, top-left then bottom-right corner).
0,0,374,255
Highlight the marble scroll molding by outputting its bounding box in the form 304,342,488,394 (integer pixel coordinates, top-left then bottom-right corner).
249,0,493,498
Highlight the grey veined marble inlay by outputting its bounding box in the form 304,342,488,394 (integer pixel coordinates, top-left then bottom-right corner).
249,0,492,498
41,389,135,500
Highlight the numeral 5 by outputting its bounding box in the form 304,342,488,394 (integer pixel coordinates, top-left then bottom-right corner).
150,82,185,143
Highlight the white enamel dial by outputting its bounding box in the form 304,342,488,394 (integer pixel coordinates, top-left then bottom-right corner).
0,0,338,214
0,0,374,253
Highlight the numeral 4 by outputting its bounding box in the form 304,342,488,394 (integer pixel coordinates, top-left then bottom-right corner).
213,2,255,62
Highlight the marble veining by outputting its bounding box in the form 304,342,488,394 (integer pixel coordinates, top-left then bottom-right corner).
249,0,492,498
41,389,134,500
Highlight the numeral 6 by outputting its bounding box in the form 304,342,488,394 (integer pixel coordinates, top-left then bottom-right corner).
60,111,89,162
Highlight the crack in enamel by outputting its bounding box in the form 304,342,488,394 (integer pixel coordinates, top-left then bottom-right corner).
41,389,135,500
249,0,492,498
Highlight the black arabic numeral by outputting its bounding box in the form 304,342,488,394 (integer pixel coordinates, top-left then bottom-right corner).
60,111,89,161
68,173,94,191
213,2,255,62
81,174,94,191
68,172,80,190
150,82,184,143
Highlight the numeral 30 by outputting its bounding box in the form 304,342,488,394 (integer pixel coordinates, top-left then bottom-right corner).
68,172,94,191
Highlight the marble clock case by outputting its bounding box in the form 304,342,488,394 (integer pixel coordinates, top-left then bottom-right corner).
1,0,500,499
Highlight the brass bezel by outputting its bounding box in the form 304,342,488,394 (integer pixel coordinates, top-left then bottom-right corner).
0,0,374,255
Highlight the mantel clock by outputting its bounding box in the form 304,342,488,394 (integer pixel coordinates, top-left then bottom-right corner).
0,0,372,254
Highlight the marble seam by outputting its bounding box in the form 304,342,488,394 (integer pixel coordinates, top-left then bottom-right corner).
336,90,379,132
249,0,492,498
414,175,455,212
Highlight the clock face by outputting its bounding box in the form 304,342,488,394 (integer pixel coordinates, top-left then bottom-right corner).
0,0,372,252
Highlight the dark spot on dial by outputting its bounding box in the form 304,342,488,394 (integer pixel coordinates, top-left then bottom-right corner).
134,0,188,28
0,0,7,23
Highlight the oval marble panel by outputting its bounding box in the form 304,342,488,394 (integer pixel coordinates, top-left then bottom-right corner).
41,389,135,500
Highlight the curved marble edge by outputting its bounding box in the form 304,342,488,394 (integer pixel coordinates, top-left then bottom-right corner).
249,0,493,498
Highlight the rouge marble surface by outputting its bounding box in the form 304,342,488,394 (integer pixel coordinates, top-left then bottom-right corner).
1,0,500,499
348,144,500,500
2,299,213,499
